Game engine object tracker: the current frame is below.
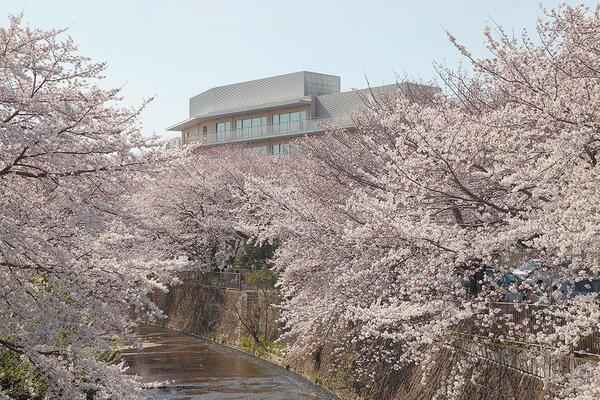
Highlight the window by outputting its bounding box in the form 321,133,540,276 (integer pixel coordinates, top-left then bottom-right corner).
236,116,267,138
272,111,307,134
290,111,301,132
272,143,290,156
235,119,250,139
202,125,208,142
216,121,231,142
251,146,267,154
251,117,266,137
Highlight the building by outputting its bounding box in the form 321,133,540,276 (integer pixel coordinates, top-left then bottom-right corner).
167,71,413,154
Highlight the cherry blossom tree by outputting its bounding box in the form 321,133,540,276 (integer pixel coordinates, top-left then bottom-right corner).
0,15,178,399
240,3,599,398
135,146,272,269
115,3,598,398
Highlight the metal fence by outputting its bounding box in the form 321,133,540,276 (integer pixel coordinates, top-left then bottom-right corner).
178,271,251,291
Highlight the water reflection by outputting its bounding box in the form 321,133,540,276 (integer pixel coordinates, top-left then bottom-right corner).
122,326,336,400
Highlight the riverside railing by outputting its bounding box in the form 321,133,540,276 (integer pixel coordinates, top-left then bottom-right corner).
181,115,356,146
178,271,249,291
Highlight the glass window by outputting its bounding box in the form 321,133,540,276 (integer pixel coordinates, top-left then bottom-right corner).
216,121,231,142
279,113,289,134
260,116,267,136
251,118,260,137
242,119,252,138
299,111,307,130
251,117,266,137
235,120,242,139
236,117,267,138
272,111,307,135
290,112,300,132
252,146,267,154
216,122,230,131
272,143,290,156
272,115,280,134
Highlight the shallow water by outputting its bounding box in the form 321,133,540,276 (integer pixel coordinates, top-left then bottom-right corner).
122,325,336,399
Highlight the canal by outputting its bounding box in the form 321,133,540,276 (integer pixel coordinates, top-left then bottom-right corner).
122,325,337,399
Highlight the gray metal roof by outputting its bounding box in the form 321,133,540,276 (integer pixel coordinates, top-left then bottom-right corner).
167,71,437,132
188,71,340,118
314,82,438,118
314,84,396,118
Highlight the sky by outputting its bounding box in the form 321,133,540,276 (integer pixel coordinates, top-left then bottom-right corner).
1,0,596,138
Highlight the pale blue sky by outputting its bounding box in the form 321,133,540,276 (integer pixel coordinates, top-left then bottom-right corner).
2,1,595,138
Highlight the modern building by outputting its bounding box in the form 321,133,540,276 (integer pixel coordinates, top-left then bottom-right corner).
167,71,417,154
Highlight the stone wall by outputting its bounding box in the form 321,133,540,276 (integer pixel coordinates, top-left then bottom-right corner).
150,275,587,400
151,275,279,347
152,282,243,344
285,341,554,400
376,345,548,400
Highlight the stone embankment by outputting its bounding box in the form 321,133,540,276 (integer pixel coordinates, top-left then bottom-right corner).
151,272,594,400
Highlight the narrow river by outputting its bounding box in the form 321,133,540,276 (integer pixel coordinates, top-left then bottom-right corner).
122,325,337,399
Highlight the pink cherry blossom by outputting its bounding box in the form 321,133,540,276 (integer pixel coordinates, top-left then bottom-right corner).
0,15,180,399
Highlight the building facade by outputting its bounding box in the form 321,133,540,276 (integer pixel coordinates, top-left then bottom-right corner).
167,71,400,154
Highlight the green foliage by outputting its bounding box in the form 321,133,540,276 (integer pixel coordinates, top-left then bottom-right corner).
264,338,285,355
239,335,285,356
244,268,278,289
93,348,122,365
0,342,121,400
239,335,254,350
0,349,47,400
233,240,277,270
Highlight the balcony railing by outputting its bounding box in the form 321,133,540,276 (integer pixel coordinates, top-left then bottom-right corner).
181,115,355,146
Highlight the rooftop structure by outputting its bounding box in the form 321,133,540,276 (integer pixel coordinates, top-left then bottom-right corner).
167,71,412,154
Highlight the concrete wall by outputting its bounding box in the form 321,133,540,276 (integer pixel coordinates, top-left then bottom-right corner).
151,276,565,400
152,282,244,344
151,277,279,346
288,338,560,400
377,345,547,400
